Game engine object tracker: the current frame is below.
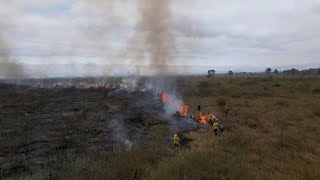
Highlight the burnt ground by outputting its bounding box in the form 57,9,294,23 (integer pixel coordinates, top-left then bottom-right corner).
0,83,195,179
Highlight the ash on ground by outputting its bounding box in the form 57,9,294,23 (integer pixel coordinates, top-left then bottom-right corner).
0,80,199,179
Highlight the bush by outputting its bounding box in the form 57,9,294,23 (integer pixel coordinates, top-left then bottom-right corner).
314,112,320,117
216,98,226,108
272,83,281,87
312,88,320,94
276,100,289,107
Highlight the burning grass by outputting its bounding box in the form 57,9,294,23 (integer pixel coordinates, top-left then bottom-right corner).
1,76,320,179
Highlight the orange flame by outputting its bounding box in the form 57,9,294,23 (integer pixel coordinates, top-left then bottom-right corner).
198,112,208,124
80,83,111,89
178,105,189,116
162,91,168,104
104,84,112,89
162,91,188,116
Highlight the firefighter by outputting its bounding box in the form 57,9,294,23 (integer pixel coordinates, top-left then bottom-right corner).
197,105,201,111
207,113,215,125
173,133,180,148
219,123,224,133
213,121,219,135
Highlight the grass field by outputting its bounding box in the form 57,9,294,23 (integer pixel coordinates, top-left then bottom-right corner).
1,76,320,179
65,76,320,180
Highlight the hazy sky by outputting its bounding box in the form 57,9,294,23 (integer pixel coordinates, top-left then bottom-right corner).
1,0,320,68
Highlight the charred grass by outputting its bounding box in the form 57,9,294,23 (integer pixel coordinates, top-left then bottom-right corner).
63,76,320,179
1,77,320,179
0,86,164,178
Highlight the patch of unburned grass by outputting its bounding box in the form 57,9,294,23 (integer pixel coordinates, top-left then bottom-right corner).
147,150,251,180
103,102,121,112
62,110,84,121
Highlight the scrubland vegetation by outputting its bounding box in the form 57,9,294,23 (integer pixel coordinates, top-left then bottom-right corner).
66,76,320,180
1,76,320,179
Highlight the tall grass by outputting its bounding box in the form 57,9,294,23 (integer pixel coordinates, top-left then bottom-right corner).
65,77,320,179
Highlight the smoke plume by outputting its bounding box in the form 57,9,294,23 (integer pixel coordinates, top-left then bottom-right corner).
0,20,27,79
110,116,133,150
129,0,175,75
0,0,176,79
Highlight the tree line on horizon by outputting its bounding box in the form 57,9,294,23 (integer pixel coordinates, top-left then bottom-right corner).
207,67,320,77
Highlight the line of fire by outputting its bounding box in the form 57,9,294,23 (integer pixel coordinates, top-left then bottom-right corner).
13,79,213,125
161,91,209,124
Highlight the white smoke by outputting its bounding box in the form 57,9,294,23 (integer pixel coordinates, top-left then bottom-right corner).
109,117,132,150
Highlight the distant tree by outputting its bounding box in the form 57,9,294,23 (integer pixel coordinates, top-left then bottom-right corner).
300,68,320,75
291,68,300,75
207,69,216,77
265,68,272,74
281,68,320,76
274,69,279,74
283,68,300,75
227,70,234,76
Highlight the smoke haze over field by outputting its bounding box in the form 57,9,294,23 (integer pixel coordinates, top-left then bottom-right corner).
0,19,28,79
129,0,175,75
1,0,320,78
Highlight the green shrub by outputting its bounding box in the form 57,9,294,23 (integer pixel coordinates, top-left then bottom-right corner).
216,98,226,108
314,112,320,117
272,83,281,87
276,100,289,107
312,88,320,94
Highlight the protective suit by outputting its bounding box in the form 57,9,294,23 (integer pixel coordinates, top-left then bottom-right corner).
208,114,215,125
213,122,219,129
213,122,219,135
173,134,180,147
208,114,215,120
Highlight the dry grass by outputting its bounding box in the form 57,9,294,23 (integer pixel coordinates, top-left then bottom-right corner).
64,128,175,180
103,102,121,112
150,76,320,179
62,110,84,121
64,76,320,179
2,77,319,179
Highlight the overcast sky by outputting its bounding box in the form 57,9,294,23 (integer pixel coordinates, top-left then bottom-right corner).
1,0,320,69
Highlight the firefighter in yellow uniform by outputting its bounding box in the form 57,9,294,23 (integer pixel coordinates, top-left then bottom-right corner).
173,134,180,148
213,121,219,135
208,113,215,125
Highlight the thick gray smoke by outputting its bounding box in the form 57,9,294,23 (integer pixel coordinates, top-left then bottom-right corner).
0,21,27,79
0,0,176,79
129,0,175,75
82,0,116,43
